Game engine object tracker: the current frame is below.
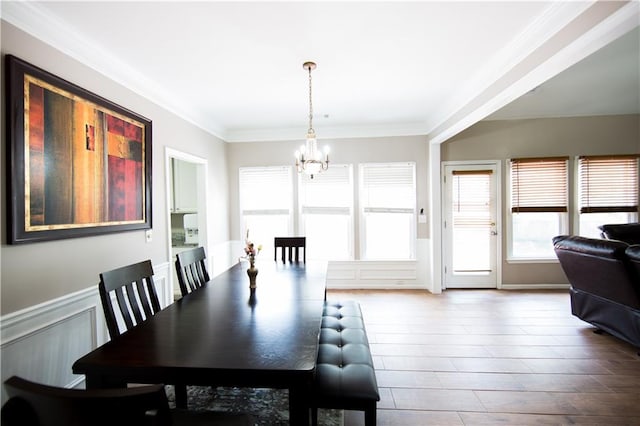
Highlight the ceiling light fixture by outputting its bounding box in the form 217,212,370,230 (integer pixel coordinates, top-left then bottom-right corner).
295,61,329,179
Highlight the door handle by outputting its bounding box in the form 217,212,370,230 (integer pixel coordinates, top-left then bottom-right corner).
491,230,498,236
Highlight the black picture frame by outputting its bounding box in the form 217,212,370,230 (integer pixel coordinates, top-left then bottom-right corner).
5,55,152,244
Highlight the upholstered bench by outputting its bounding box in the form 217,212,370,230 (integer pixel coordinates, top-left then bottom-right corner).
312,300,380,426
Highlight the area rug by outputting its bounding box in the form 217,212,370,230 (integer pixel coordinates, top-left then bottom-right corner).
166,385,343,426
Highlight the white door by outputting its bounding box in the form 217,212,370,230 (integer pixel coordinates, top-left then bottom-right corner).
443,162,499,288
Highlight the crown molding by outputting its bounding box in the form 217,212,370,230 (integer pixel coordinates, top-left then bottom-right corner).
225,121,430,143
1,1,228,141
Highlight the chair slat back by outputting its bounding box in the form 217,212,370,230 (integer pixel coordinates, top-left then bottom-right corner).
175,247,210,297
1,376,171,426
274,237,306,263
98,260,161,339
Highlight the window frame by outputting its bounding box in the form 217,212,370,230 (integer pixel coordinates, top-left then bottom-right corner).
358,162,417,261
576,155,640,236
507,157,569,262
298,163,354,260
238,166,294,257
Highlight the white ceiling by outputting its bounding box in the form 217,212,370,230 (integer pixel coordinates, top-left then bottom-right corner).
2,1,639,143
487,24,639,121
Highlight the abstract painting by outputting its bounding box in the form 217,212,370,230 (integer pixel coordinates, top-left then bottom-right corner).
6,55,152,243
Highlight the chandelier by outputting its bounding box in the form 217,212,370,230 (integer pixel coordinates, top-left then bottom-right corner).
295,61,329,179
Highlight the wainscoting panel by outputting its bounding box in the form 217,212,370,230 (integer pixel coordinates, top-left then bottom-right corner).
327,261,426,289
0,261,171,404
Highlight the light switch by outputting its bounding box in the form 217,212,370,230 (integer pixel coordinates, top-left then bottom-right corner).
145,229,153,243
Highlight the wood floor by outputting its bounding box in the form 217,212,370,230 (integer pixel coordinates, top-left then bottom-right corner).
326,289,640,426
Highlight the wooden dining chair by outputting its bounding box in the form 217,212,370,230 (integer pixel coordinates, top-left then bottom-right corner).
98,260,187,409
175,247,210,297
274,237,306,263
1,376,255,426
98,259,161,339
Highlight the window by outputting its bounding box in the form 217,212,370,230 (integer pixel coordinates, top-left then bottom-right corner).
578,155,639,238
239,166,293,259
298,164,353,260
360,162,416,260
509,157,568,259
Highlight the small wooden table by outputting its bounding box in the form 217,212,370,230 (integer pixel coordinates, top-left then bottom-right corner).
73,261,327,424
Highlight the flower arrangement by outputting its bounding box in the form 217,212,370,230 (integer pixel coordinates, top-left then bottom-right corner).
243,230,262,266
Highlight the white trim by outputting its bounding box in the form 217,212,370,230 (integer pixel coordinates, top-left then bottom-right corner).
506,258,560,265
429,144,442,294
501,284,570,290
165,148,210,299
0,286,100,346
0,261,172,401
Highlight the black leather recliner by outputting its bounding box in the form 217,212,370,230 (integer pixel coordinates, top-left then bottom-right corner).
553,235,640,348
599,222,640,245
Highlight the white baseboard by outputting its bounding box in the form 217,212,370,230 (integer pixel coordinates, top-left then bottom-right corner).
500,283,570,290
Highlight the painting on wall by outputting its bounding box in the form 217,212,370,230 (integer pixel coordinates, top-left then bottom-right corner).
6,55,152,244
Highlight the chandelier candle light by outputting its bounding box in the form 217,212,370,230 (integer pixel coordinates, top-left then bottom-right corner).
295,61,329,179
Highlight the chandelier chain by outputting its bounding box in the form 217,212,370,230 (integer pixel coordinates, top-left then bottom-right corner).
308,65,314,133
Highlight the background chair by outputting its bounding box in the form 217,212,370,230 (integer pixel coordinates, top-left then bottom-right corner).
175,247,210,297
274,237,306,263
98,260,187,409
1,376,255,426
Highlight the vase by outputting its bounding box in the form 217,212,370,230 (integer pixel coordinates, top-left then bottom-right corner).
247,258,258,289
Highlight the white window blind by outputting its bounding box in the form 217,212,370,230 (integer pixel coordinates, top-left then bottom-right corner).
299,164,353,260
579,155,639,213
299,164,352,212
360,162,416,260
452,170,493,229
361,162,415,212
510,157,568,213
239,166,292,214
239,166,293,258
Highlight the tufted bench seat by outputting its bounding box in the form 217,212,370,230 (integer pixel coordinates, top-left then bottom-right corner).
312,300,380,426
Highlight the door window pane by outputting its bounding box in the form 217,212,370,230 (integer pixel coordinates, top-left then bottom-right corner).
451,171,492,272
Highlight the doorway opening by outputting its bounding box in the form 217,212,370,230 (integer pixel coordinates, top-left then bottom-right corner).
165,148,209,299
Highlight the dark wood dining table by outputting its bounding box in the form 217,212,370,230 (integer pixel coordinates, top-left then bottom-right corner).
73,260,327,424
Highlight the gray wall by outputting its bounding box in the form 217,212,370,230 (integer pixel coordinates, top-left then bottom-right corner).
227,136,430,258
442,114,640,284
0,22,230,314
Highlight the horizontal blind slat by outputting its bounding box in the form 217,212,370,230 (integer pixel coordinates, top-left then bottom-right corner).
579,156,639,212
361,162,416,209
511,158,568,212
